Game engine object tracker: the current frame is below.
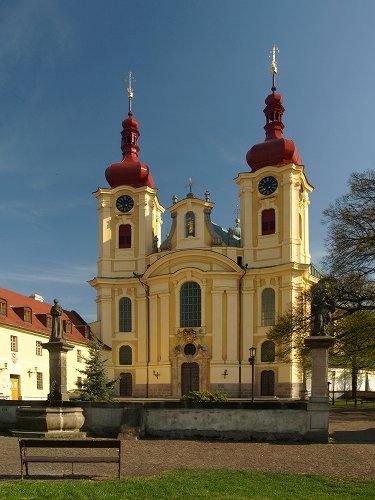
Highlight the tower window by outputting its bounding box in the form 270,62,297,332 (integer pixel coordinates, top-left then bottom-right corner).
261,288,275,326
180,281,201,327
119,345,132,365
119,297,132,332
261,209,275,235
119,224,132,248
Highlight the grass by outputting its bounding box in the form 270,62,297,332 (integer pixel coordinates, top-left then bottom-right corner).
0,469,373,499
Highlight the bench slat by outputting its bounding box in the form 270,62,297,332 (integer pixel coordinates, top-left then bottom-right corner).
23,456,119,463
19,439,120,449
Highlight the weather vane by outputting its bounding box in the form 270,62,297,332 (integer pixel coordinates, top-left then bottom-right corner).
269,44,279,89
127,71,135,113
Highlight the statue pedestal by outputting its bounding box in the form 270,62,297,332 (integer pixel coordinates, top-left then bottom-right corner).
42,340,74,403
304,336,334,402
304,336,334,442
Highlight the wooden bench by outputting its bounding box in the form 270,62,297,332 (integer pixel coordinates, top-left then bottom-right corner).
360,396,375,407
19,439,121,479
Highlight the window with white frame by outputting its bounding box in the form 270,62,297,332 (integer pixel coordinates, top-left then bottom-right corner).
36,341,43,356
10,335,18,352
36,372,43,390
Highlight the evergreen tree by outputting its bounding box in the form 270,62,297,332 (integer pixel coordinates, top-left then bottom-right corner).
77,339,117,401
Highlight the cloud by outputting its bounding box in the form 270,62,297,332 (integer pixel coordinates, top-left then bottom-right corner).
1,263,96,286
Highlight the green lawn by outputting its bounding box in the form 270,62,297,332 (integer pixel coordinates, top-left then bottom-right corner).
0,469,373,499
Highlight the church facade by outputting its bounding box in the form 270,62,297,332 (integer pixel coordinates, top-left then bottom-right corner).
89,69,318,399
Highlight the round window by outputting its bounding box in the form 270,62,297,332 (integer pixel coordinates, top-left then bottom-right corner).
184,343,197,356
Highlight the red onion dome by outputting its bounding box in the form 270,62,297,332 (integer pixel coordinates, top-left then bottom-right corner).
105,111,155,188
246,86,302,172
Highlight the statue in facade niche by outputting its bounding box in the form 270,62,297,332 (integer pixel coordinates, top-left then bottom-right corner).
187,217,195,236
50,298,64,340
311,281,336,336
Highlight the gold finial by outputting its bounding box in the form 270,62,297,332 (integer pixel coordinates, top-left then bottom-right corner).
127,71,135,113
269,44,279,88
185,177,194,197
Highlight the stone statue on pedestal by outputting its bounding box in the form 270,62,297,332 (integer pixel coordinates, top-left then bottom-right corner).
50,299,64,340
311,282,336,336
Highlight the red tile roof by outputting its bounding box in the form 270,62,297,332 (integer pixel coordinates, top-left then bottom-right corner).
0,287,90,345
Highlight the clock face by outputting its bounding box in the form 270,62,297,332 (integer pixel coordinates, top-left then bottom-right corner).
116,195,134,212
258,176,278,196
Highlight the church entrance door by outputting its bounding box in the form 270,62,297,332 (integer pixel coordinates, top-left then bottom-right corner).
181,363,199,396
261,370,275,396
119,373,132,397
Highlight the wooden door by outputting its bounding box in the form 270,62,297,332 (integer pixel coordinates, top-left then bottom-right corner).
10,376,20,400
181,363,199,396
119,373,132,397
261,370,275,396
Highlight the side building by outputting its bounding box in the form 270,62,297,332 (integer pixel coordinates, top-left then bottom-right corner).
0,288,90,400
90,73,319,399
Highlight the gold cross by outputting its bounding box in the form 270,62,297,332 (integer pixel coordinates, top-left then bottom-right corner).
269,45,279,88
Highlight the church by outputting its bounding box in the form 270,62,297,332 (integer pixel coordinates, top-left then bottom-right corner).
89,56,319,399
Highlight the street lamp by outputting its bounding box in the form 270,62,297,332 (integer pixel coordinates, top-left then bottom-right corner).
332,371,336,406
248,346,257,403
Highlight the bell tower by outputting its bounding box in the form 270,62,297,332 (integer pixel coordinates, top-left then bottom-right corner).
235,46,313,268
91,75,164,350
94,73,164,278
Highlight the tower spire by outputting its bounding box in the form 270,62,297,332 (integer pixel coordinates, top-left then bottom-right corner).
270,44,279,91
127,71,134,114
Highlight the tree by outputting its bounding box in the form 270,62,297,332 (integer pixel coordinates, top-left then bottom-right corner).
330,311,375,405
77,339,117,401
267,290,313,394
323,169,375,279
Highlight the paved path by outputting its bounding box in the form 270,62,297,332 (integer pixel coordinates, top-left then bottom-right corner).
0,408,373,480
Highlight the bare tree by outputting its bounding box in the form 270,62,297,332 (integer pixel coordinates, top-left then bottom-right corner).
323,169,375,279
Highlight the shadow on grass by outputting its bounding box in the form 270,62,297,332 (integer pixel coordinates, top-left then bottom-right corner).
0,474,93,480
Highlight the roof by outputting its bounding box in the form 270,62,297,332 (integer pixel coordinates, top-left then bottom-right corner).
0,287,90,345
211,223,241,247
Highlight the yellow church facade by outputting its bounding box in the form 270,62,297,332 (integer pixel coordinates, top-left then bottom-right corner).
90,68,318,399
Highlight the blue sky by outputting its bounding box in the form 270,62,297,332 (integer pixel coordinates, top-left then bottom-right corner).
1,0,374,322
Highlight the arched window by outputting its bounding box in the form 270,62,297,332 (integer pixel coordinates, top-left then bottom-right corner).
119,224,131,248
119,297,132,332
261,288,275,326
185,211,196,237
119,345,132,365
261,209,275,235
261,340,276,362
180,281,201,327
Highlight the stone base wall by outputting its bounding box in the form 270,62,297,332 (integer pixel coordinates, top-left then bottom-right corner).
0,400,330,442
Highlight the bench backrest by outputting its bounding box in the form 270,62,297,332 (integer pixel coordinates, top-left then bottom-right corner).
19,439,121,449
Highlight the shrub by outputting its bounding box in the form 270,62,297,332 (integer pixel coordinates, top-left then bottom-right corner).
181,390,228,403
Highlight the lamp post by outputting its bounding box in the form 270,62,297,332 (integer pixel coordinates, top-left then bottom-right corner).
248,346,256,403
